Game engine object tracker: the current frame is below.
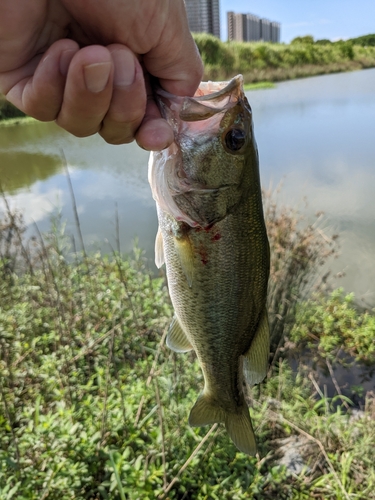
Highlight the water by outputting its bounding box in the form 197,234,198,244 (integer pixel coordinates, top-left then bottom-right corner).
1,68,375,303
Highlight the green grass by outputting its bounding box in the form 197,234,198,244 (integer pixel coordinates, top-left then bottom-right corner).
244,81,275,91
0,197,374,499
0,115,36,126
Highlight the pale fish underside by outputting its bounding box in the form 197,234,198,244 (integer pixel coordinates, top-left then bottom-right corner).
148,75,270,455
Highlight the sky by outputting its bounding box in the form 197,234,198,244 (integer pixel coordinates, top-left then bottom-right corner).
220,0,375,43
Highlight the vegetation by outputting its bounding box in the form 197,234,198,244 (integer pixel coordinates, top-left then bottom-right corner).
346,34,375,47
243,82,275,91
2,32,375,123
193,33,375,83
0,95,25,123
1,190,375,499
290,289,375,386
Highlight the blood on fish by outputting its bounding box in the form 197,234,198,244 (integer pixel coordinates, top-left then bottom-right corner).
198,246,209,265
212,233,221,241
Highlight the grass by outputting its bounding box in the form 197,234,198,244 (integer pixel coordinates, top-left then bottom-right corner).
244,82,275,91
0,116,36,127
0,187,374,498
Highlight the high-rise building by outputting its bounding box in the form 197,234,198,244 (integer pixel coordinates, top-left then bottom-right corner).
185,0,221,38
227,11,281,43
270,22,281,43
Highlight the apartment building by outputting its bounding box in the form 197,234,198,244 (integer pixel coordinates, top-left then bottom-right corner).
227,11,281,43
185,0,221,38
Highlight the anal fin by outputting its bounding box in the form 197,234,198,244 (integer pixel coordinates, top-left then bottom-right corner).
243,307,270,387
166,316,193,353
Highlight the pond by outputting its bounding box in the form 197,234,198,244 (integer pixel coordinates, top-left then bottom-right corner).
1,68,375,305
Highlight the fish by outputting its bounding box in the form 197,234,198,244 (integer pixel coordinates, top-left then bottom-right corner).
148,75,270,455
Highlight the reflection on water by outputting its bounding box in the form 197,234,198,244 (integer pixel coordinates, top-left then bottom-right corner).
0,151,62,193
0,68,375,303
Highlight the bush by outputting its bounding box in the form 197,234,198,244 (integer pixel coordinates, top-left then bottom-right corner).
290,288,375,368
193,33,235,75
264,190,339,356
190,35,375,83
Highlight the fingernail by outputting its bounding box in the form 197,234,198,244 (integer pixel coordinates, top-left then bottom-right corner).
112,49,136,88
83,62,112,93
59,50,76,77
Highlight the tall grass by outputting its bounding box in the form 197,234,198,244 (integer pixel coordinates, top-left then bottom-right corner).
0,192,374,499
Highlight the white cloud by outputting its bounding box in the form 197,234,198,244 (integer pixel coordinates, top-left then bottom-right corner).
0,185,64,224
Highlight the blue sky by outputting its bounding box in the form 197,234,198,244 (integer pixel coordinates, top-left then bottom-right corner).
220,0,375,43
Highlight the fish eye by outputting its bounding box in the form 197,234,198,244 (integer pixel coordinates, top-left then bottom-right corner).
224,128,246,152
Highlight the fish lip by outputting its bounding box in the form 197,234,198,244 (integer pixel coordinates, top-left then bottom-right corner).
156,75,243,102
154,75,245,122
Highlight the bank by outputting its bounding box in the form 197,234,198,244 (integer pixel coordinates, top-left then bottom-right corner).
2,36,375,124
194,33,375,83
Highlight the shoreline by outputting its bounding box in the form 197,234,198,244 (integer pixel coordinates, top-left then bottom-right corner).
1,63,375,126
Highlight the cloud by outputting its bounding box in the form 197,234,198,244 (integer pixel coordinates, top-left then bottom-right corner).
0,185,64,224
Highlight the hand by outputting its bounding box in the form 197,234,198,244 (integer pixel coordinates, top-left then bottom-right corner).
0,0,203,150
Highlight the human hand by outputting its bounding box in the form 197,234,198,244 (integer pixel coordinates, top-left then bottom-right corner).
0,0,203,150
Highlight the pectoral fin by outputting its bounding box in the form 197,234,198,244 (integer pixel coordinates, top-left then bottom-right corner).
155,227,165,268
173,234,195,287
166,316,193,353
243,307,270,387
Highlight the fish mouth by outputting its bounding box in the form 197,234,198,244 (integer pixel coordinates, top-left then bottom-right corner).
155,75,244,123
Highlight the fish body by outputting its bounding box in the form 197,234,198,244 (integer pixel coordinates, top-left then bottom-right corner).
148,76,270,455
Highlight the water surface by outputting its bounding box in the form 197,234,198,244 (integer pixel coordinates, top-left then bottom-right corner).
1,68,375,303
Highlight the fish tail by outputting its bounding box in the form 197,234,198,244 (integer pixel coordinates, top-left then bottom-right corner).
188,393,225,427
225,407,257,456
189,394,257,455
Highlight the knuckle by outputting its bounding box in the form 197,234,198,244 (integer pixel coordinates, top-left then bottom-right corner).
99,128,135,145
55,118,100,138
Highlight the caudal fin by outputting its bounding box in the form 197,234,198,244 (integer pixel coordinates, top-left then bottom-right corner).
189,393,225,427
188,393,257,455
225,408,257,455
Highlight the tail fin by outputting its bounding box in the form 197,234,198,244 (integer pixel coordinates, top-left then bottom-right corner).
225,408,257,455
189,393,225,427
188,393,257,455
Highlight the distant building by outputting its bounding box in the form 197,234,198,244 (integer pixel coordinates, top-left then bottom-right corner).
227,11,280,43
185,0,220,38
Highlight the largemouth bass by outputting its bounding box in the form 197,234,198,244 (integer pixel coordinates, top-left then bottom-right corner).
148,75,270,455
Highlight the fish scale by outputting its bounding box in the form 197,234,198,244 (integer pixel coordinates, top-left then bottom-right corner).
149,75,270,455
